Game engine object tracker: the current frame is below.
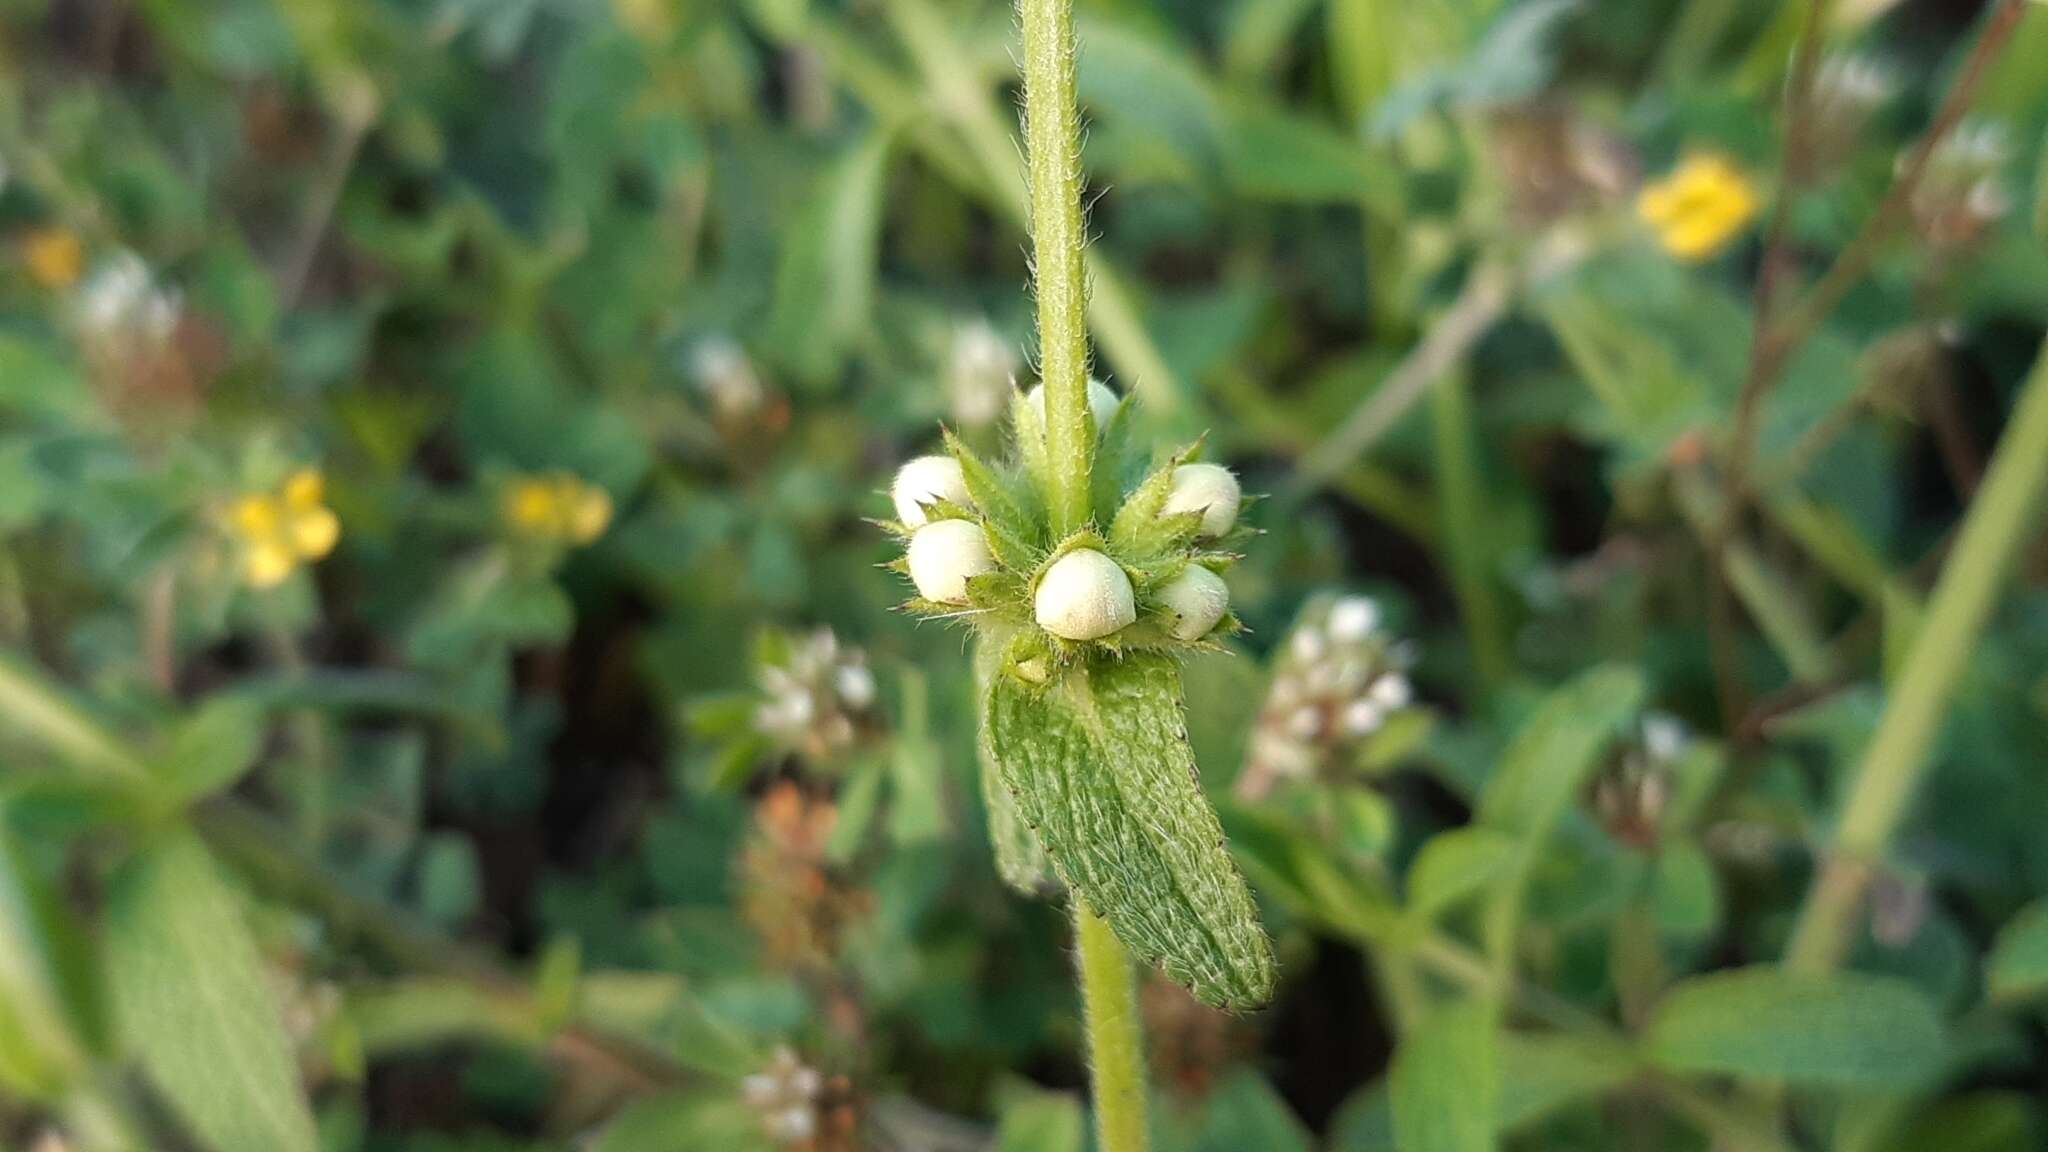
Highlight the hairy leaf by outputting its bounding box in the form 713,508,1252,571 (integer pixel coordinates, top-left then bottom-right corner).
986,652,1274,1008
105,832,317,1152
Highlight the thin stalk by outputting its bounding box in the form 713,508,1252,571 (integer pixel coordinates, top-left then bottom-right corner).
1707,0,1833,729
1709,0,2026,724
1784,335,2048,974
1074,901,1148,1152
1432,367,1510,690
1770,0,2027,359
1020,0,1094,535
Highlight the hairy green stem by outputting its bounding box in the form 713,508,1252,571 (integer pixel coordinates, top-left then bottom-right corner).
1784,336,2048,974
1075,901,1149,1152
1020,0,1093,534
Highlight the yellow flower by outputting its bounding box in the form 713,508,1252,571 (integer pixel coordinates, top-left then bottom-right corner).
23,229,83,290
502,472,612,546
566,485,612,544
228,469,341,589
1637,154,1759,261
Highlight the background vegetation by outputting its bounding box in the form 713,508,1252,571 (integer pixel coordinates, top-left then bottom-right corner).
2,0,2048,1149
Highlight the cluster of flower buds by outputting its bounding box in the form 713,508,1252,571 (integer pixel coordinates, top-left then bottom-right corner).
886,379,1248,682
1591,711,1688,849
225,468,342,589
1488,104,1635,226
690,336,791,449
74,252,181,351
1239,596,1413,800
945,318,1019,429
741,1046,826,1146
1636,153,1759,262
1808,53,1896,176
1908,120,2011,257
501,471,613,548
738,781,870,974
751,628,878,763
21,227,83,290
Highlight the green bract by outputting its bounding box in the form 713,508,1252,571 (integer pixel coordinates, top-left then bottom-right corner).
885,391,1274,1010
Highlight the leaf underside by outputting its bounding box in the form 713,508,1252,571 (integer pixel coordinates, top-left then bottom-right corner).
986,651,1275,1009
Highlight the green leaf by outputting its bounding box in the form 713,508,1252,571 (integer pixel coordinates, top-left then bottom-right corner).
994,1088,1085,1152
1390,997,1497,1152
593,1091,775,1152
1494,1032,1635,1130
105,832,317,1152
1218,98,1400,217
1645,968,1946,1089
977,643,1055,894
985,652,1274,1008
417,833,482,926
1405,827,1515,921
764,132,893,387
1988,900,2048,1004
1477,665,1645,834
1190,1070,1313,1152
1874,1093,2040,1152
160,697,268,807
0,816,104,1098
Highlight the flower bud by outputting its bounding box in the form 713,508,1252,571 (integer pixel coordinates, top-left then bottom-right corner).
1026,378,1120,431
1327,596,1379,642
1162,463,1241,538
891,455,971,528
1034,548,1135,640
906,519,995,604
1158,564,1229,641
1370,672,1412,710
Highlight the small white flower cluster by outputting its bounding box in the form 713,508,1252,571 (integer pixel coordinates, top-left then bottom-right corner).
753,628,877,760
1909,120,2012,254
1240,596,1413,799
890,382,1242,649
1593,711,1689,847
691,336,768,421
1810,53,1896,172
741,1046,824,1146
946,318,1018,428
73,252,180,346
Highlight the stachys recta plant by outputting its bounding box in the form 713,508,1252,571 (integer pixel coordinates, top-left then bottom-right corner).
880,1,1275,1145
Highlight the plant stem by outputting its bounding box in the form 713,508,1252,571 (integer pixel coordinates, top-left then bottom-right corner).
1017,4,1144,1141
1074,900,1149,1152
1706,0,1832,730
1019,0,1094,534
1784,335,2048,974
1431,366,1510,691
1708,0,2025,726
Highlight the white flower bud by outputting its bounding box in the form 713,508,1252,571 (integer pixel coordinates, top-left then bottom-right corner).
1327,596,1379,642
1158,564,1230,641
1026,378,1120,430
1161,462,1241,538
1370,673,1412,710
1642,713,1687,762
1034,548,1135,640
891,455,971,528
834,663,876,709
1341,698,1384,736
906,519,995,604
1289,628,1326,664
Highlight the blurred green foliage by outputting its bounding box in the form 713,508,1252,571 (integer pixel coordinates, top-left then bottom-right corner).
0,0,2046,1149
